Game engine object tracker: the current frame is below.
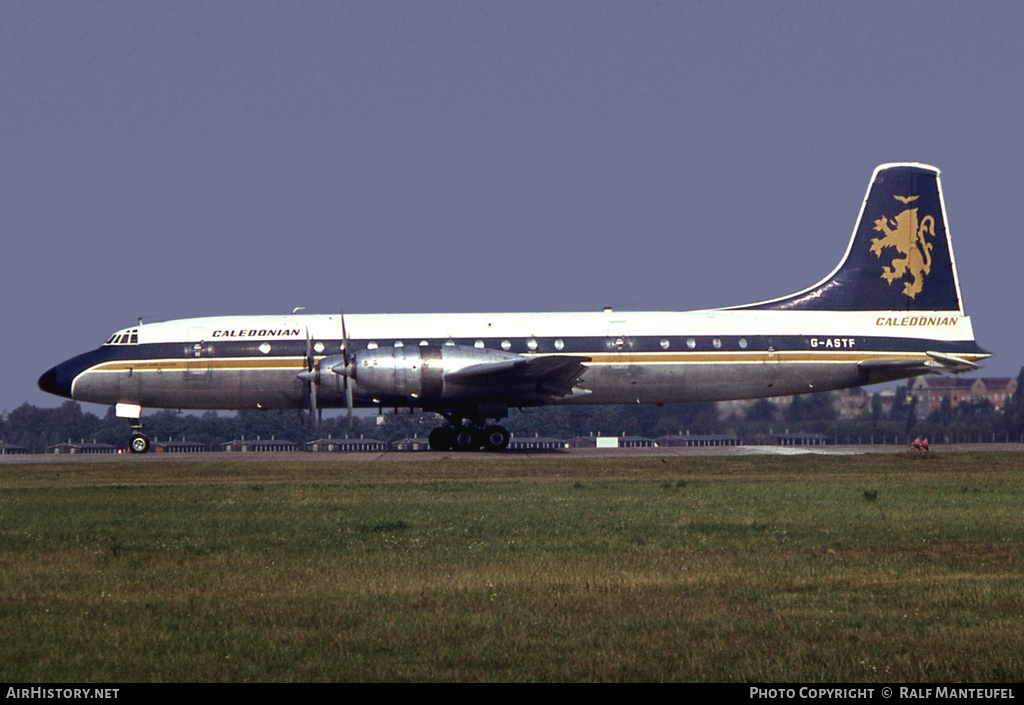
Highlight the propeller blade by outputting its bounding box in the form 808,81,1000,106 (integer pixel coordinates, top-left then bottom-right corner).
340,310,350,366
303,326,319,429
340,310,354,429
346,383,354,430
309,378,319,429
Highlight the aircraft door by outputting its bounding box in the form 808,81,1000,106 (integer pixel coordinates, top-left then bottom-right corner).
185,327,213,379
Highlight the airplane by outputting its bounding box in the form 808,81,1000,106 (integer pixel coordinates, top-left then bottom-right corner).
38,163,990,453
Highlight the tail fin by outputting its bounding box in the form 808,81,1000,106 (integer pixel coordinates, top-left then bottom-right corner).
740,163,964,313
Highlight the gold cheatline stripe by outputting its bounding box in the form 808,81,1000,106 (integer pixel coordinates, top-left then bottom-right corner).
85,350,984,373
580,351,954,364
91,358,308,372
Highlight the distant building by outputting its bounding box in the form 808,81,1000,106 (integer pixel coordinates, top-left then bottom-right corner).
909,376,1018,415
567,435,597,448
590,434,657,449
772,432,830,446
0,441,29,455
305,435,387,452
618,435,657,448
507,433,568,450
390,436,430,452
153,439,208,453
221,436,298,452
658,433,741,447
47,440,118,455
832,388,871,419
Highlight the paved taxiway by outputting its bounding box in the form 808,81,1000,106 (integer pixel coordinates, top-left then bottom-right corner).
4,443,1023,464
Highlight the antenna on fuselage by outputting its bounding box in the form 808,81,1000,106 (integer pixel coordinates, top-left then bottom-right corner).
292,307,306,314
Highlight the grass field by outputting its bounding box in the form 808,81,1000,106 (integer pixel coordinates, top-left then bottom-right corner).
1,451,1022,682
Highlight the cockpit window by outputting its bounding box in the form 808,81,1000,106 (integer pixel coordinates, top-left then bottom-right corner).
104,329,140,346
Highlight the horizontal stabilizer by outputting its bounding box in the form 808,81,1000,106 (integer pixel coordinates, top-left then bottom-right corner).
858,351,981,381
445,355,591,398
925,350,982,373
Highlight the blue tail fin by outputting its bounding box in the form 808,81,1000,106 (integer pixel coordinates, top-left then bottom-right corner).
740,163,964,313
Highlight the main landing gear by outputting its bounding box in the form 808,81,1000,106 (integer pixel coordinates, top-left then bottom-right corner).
428,422,511,452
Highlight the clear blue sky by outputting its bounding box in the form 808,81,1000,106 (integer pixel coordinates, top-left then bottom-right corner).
3,1,1022,412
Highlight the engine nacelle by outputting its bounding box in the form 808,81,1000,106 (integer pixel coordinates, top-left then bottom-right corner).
347,344,522,403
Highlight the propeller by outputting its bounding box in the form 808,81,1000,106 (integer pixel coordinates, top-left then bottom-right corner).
339,311,354,429
297,312,356,430
297,326,320,428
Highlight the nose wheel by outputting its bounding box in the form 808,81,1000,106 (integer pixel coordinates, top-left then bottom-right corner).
130,433,151,454
128,417,150,454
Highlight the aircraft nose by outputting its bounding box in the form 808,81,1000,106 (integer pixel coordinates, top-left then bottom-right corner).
38,365,71,399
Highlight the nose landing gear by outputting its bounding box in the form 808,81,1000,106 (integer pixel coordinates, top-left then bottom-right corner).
130,429,151,454
116,403,150,454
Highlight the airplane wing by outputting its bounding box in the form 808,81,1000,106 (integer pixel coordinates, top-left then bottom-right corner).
444,355,591,398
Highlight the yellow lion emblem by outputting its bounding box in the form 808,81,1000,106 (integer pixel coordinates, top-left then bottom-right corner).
869,195,935,299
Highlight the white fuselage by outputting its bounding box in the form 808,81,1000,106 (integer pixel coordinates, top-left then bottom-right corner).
60,308,983,412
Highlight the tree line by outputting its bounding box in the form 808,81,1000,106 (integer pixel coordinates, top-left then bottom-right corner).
4,368,1023,452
